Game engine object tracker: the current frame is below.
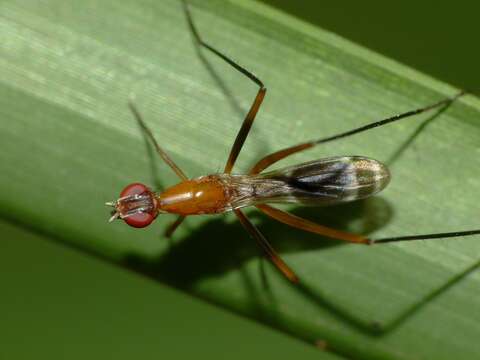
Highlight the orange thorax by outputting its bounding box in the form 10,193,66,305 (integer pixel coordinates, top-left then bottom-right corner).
158,175,228,215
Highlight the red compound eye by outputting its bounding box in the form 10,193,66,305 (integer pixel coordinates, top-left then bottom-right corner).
119,183,157,228
124,212,155,228
120,183,150,198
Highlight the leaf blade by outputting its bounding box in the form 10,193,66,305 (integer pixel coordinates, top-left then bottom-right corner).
1,0,480,359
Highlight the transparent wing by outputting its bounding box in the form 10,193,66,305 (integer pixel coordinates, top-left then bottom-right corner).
226,156,390,209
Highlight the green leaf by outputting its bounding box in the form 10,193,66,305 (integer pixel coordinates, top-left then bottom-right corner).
1,0,479,359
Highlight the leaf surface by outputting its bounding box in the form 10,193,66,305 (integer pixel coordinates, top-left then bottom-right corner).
1,0,479,359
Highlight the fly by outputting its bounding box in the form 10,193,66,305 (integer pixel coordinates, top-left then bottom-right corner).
106,0,478,283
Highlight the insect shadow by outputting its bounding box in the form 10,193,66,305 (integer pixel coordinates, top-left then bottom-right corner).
123,197,391,284
120,196,479,336
122,197,393,332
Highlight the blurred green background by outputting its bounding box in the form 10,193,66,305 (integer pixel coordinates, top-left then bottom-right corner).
1,1,478,359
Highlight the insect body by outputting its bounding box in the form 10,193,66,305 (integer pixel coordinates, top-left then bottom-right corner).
106,0,478,283
112,156,389,220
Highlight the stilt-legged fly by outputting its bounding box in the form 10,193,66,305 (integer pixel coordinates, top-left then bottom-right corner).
106,0,478,283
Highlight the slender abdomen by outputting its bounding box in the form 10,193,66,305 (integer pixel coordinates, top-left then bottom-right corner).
226,156,391,208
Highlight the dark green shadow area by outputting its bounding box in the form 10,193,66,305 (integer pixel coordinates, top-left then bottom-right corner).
258,0,480,91
0,219,336,360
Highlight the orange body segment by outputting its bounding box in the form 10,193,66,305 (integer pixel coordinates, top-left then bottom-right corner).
158,176,227,215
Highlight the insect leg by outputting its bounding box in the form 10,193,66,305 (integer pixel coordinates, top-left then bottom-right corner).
372,229,480,244
234,209,299,283
224,89,266,173
182,0,267,174
249,91,466,174
257,205,480,245
164,215,186,238
256,204,370,244
128,101,188,181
